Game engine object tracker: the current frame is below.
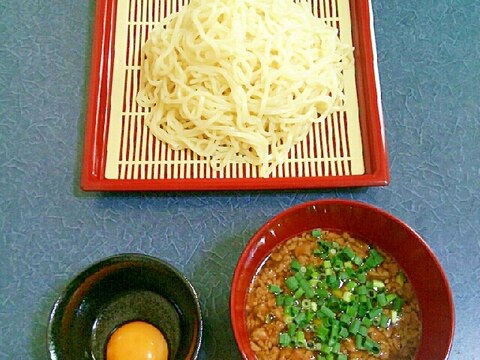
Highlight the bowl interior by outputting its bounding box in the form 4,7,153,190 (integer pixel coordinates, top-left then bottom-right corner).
231,199,454,360
48,254,202,360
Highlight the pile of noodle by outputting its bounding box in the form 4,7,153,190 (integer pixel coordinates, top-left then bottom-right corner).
137,0,352,177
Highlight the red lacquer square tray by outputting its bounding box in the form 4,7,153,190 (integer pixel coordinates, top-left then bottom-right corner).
81,0,389,191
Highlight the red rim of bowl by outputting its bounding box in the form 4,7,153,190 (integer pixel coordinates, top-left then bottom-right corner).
230,199,455,360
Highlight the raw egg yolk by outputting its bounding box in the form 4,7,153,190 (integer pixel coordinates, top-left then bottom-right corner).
106,321,169,360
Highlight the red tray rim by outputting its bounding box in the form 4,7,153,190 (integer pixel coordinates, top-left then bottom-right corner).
80,0,389,191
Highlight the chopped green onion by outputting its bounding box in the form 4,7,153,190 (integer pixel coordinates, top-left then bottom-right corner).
305,310,315,323
359,325,369,337
284,295,295,307
326,274,340,288
285,276,299,291
320,344,332,354
316,325,329,341
301,299,311,309
312,229,322,238
357,273,367,283
317,288,329,298
380,314,389,328
346,305,358,317
288,323,297,336
368,307,383,320
268,284,282,294
365,298,373,310
276,294,285,306
299,278,311,291
342,291,353,303
342,247,355,260
339,326,349,338
357,304,368,317
291,259,301,272
305,287,315,299
294,288,305,299
355,334,364,349
320,305,336,319
364,337,381,354
279,333,291,347
333,259,344,270
353,255,363,266
370,249,383,264
357,285,368,295
396,272,406,286
346,281,356,291
339,313,351,324
393,297,404,311
377,293,388,306
338,272,349,281
313,249,322,256
372,280,385,289
295,272,305,281
361,317,372,327
391,310,399,323
349,319,361,334
330,322,339,338
386,293,397,303
294,330,306,345
294,312,306,325
345,268,356,278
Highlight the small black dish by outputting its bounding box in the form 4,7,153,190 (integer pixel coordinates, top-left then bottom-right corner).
47,253,203,360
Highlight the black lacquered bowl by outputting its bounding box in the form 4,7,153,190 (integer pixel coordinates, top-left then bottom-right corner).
47,254,203,360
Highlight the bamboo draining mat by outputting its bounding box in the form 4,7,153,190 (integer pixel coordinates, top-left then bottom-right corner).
104,0,364,180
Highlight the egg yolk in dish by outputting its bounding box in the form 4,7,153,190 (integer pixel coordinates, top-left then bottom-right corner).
106,321,168,360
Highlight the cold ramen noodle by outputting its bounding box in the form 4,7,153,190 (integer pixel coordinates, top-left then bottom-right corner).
246,230,421,360
137,0,352,177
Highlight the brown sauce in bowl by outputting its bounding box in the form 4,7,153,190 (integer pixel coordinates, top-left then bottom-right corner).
246,230,421,360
